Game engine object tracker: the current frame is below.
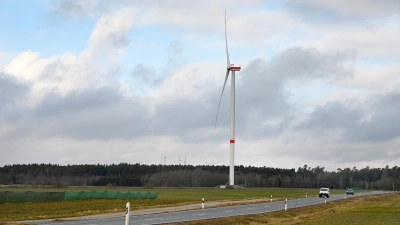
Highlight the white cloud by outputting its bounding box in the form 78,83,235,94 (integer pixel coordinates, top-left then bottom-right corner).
4,8,136,106
295,0,400,18
299,23,400,59
86,8,135,60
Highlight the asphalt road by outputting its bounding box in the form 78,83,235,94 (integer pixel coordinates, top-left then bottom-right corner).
26,191,388,225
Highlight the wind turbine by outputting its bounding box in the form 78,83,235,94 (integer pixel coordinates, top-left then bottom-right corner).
215,11,241,186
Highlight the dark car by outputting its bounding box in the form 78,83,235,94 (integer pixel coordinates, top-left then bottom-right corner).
346,189,354,195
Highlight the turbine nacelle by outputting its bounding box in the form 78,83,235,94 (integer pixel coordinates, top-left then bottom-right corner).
229,65,241,71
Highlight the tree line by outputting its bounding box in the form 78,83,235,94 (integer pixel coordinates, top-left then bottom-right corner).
0,163,398,190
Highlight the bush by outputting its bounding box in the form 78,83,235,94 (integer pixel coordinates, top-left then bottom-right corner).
106,183,114,189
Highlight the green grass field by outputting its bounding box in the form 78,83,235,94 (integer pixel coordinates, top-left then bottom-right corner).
0,187,388,223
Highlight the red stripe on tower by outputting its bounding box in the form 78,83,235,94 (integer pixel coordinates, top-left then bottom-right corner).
230,140,235,143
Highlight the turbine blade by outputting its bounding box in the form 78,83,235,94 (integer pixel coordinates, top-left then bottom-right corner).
225,10,230,68
215,70,230,130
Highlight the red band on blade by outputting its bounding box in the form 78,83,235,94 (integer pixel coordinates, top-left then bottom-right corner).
230,140,235,143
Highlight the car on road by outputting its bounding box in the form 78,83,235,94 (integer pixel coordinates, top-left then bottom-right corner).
319,187,330,198
346,189,354,195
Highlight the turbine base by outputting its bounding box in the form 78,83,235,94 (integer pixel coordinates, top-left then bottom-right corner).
218,185,245,189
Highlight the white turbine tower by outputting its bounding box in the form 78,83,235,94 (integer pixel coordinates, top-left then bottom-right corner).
215,11,241,186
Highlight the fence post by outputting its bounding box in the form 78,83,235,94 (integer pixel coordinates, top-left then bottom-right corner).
125,202,130,225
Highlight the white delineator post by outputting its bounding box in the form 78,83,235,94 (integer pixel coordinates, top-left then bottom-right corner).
270,195,272,202
285,199,287,211
229,70,236,186
306,193,307,198
325,196,327,203
202,198,205,209
125,202,130,225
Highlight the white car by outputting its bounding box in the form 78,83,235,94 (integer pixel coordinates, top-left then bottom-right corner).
319,187,330,198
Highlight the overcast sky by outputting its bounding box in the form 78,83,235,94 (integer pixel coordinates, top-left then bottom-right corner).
1,0,400,171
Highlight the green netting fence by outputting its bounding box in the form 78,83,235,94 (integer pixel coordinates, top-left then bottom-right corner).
0,191,157,204
0,191,65,203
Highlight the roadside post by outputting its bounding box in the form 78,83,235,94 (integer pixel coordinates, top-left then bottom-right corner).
270,195,272,202
285,199,287,211
306,193,307,198
345,194,346,199
324,196,326,204
202,198,204,209
125,202,130,225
